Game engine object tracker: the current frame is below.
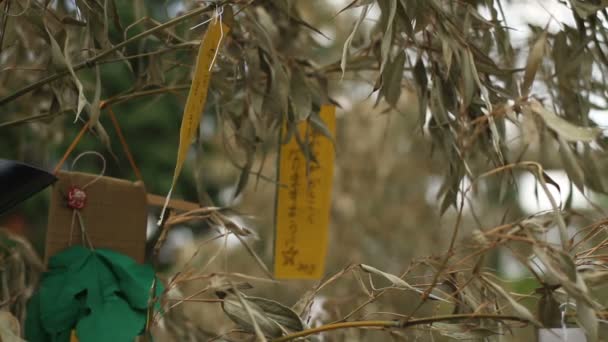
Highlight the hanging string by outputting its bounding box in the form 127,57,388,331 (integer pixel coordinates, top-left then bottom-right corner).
68,210,95,249
54,105,143,183
68,210,78,246
208,6,224,71
560,301,576,340
189,13,215,30
71,151,107,189
66,151,107,249
188,5,225,71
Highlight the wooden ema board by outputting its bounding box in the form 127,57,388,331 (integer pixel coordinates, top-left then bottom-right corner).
45,171,148,263
274,105,336,279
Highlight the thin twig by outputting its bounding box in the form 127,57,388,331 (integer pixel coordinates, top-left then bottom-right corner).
407,177,468,319
166,298,223,303
0,0,9,55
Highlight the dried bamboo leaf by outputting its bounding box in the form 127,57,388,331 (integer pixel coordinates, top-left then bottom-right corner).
360,264,452,302
439,185,457,216
532,246,597,309
582,146,606,193
569,0,608,18
220,292,304,338
289,67,312,120
521,30,547,97
247,297,305,332
88,64,102,127
483,275,541,326
465,48,504,164
557,137,585,193
413,58,428,126
576,294,599,342
262,62,290,125
396,0,413,38
309,111,336,146
232,233,273,280
581,270,608,288
533,170,570,249
360,264,416,290
45,28,88,120
337,0,375,15
540,171,561,196
382,50,405,107
521,105,540,145
340,5,370,79
379,0,397,74
430,79,449,124
234,152,254,200
528,100,601,142
441,39,453,76
574,266,598,342
461,49,477,109
222,291,273,340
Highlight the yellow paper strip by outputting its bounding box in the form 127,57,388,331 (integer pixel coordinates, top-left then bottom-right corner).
274,105,336,279
159,20,229,223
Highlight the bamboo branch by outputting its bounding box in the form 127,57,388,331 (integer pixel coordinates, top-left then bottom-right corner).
0,85,190,128
272,314,531,342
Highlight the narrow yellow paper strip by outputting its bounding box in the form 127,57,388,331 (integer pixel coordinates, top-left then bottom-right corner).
158,20,229,223
274,105,336,279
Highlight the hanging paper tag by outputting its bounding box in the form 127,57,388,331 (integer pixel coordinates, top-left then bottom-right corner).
159,19,230,223
46,172,148,263
274,105,336,279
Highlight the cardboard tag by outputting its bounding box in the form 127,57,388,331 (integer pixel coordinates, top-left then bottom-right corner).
159,20,230,223
45,171,148,263
274,105,336,279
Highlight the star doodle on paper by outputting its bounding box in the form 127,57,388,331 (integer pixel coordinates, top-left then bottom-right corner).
282,246,299,266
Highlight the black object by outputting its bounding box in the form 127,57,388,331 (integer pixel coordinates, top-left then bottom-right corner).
0,159,57,215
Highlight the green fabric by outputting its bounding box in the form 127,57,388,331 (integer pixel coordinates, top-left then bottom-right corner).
25,246,163,342
76,296,145,342
96,249,155,310
24,293,49,341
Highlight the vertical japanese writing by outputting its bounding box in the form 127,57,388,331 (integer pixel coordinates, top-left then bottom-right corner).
282,149,300,266
306,136,322,225
275,105,336,279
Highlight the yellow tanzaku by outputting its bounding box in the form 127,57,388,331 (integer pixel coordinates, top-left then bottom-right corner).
158,19,230,224
274,105,336,279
